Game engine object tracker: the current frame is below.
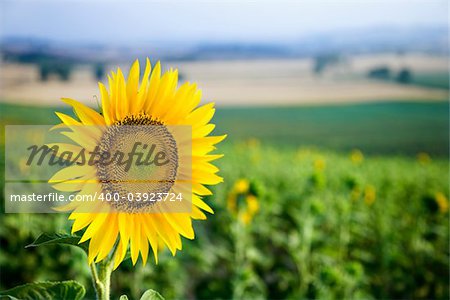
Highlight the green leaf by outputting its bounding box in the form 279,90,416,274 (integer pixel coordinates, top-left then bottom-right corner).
25,233,88,253
140,289,165,300
0,280,85,300
119,296,129,300
0,296,20,300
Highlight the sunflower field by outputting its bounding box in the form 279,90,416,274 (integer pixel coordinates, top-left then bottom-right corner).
0,98,448,299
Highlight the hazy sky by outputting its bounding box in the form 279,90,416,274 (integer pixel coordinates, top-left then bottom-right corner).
1,0,448,43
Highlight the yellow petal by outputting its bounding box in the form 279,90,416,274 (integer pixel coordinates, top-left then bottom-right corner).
192,195,214,214
163,82,196,123
139,217,149,265
192,161,219,174
49,165,96,183
113,236,127,270
193,135,227,148
118,213,131,246
140,215,159,264
191,144,216,156
61,98,106,125
192,170,223,185
50,123,67,131
193,183,212,196
108,74,119,121
130,219,141,265
61,130,97,150
79,213,108,243
184,102,215,127
192,124,215,138
55,112,82,127
53,200,79,213
126,59,140,112
191,206,207,220
95,215,119,262
136,58,152,113
99,82,113,124
172,87,202,122
46,143,83,156
116,68,128,120
151,69,178,118
143,61,161,113
148,214,178,255
51,180,85,192
193,154,224,163
163,213,195,239
70,212,95,233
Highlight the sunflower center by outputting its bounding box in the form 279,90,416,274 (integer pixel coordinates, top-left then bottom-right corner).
96,114,178,212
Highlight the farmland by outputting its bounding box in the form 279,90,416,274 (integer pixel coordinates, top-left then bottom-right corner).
1,55,448,107
1,100,448,155
0,100,448,299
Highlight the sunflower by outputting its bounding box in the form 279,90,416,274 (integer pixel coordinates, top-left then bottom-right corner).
227,179,260,225
49,59,225,269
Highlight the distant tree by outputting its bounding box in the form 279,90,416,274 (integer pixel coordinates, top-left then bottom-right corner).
178,72,185,82
38,61,72,82
39,63,50,81
397,68,412,84
313,54,340,74
57,64,71,81
367,66,391,80
94,63,105,81
314,56,327,74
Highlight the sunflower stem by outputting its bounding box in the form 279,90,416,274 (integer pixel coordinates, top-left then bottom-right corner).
90,243,118,300
90,262,105,300
98,260,113,300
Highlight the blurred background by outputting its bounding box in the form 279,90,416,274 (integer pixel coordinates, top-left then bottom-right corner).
0,0,448,299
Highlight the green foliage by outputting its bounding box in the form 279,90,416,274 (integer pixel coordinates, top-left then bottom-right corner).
213,101,449,156
0,281,85,300
120,289,165,300
0,215,92,298
1,146,448,299
0,102,448,299
38,61,73,82
366,68,448,90
140,289,165,300
107,144,447,299
397,68,412,84
26,233,87,253
410,72,450,90
367,66,391,79
1,101,448,156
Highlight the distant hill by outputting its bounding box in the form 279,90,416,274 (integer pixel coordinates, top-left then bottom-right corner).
1,25,447,63
290,25,448,56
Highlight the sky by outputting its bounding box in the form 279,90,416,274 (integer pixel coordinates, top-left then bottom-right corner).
0,0,448,44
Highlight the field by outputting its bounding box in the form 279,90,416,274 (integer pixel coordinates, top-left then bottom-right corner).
1,55,448,107
214,101,449,156
1,100,448,155
410,72,450,90
0,101,448,299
